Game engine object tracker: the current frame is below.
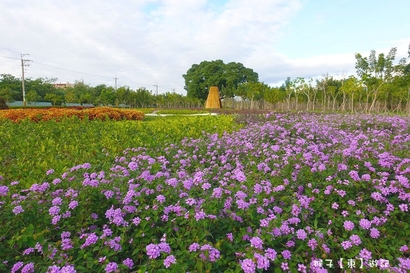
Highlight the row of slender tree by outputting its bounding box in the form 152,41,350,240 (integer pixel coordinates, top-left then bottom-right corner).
1,46,409,113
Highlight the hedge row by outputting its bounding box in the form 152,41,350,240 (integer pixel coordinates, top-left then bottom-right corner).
0,107,145,122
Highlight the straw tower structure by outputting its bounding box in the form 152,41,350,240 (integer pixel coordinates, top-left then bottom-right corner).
205,86,221,108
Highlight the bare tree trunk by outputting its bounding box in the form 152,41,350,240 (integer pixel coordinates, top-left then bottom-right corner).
351,93,354,113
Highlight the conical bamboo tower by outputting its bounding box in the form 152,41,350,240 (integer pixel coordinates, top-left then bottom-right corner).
205,86,221,109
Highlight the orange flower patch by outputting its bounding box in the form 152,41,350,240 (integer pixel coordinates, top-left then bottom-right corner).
0,107,145,123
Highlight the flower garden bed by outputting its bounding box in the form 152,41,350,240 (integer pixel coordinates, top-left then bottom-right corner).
0,107,144,122
0,112,410,272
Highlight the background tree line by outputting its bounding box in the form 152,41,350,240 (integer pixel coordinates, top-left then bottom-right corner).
0,76,203,108
182,46,410,114
1,45,410,113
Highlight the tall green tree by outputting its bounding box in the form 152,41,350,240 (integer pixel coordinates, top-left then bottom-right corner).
0,74,21,101
183,60,258,101
26,90,40,105
73,82,93,105
355,47,397,113
25,78,58,100
391,44,410,113
340,76,360,113
99,87,116,106
44,93,63,106
0,87,18,104
237,82,269,109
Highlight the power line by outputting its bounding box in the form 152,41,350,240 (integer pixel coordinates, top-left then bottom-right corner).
33,61,112,78
0,55,20,60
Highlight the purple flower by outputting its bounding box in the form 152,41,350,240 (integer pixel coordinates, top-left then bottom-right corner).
80,233,98,249
49,206,60,216
202,182,211,190
52,215,61,225
0,185,9,196
400,245,409,252
123,258,134,269
46,169,54,175
165,178,178,188
21,262,35,273
163,255,176,268
106,237,122,251
105,262,118,273
158,242,171,253
156,195,166,203
282,250,291,259
343,220,354,231
250,237,263,249
61,265,76,273
132,217,141,226
254,253,269,270
104,190,114,199
307,238,318,250
359,248,372,260
241,259,256,273
128,161,138,171
23,247,35,255
62,238,73,250
146,243,161,259
341,210,349,217
369,228,380,238
11,262,24,273
350,234,361,246
13,205,24,215
322,243,330,253
68,201,78,210
341,240,352,250
212,187,223,198
195,210,206,221
265,248,277,261
359,218,371,229
208,247,220,262
399,204,408,212
298,264,307,273
296,229,307,240
233,169,246,182
189,243,200,252
52,197,63,206
236,199,250,210
46,265,61,273
281,262,289,270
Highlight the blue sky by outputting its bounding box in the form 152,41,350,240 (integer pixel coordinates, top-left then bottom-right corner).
0,0,409,94
278,0,409,58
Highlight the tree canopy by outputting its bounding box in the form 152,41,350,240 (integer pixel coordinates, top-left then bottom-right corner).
183,60,259,101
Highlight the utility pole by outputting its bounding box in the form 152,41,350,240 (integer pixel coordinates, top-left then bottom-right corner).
21,54,32,106
153,82,158,96
114,75,119,90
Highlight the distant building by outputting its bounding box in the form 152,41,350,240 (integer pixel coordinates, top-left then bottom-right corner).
53,82,74,89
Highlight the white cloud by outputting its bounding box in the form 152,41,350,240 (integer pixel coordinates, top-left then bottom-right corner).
0,0,408,94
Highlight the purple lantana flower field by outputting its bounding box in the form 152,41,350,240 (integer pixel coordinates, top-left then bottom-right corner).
1,112,410,272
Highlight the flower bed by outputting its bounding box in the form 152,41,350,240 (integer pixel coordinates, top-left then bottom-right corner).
0,107,144,122
1,113,410,272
